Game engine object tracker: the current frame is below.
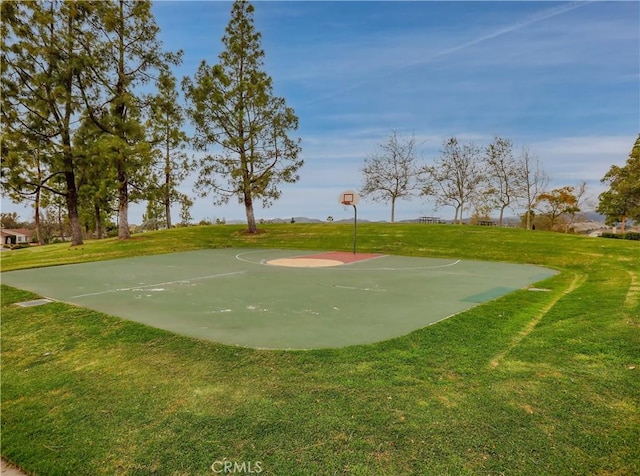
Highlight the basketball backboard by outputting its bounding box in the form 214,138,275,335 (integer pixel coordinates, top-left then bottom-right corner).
339,190,359,206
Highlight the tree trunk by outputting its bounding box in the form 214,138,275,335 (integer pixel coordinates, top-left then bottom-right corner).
165,131,172,229
165,197,172,229
34,189,43,245
34,155,44,245
118,196,130,239
115,0,129,240
164,171,172,229
94,203,103,239
61,12,82,246
391,196,396,223
244,192,257,233
117,163,130,239
64,170,83,246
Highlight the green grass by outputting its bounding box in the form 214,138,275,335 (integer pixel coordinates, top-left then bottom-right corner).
1,224,639,475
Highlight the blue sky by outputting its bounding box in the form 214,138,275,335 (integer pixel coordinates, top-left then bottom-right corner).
156,0,639,223
3,1,639,224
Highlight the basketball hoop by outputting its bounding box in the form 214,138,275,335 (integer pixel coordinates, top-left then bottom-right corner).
338,190,359,206
339,190,360,254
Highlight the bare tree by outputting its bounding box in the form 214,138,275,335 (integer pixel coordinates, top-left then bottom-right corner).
423,137,483,224
360,131,423,222
564,181,592,232
517,146,549,230
484,136,521,226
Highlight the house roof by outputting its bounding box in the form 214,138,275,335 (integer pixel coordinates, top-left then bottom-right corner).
0,228,33,237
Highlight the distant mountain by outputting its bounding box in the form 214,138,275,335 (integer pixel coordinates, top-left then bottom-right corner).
251,217,325,224
334,218,376,224
576,210,606,222
226,211,608,227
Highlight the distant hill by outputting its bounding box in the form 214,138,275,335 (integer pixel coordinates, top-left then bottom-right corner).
577,211,606,222
226,211,609,227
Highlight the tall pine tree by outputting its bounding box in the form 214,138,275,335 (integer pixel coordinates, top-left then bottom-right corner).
79,0,179,239
147,70,190,229
183,0,302,233
1,1,89,245
73,115,118,239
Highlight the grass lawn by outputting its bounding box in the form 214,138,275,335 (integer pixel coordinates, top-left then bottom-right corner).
1,224,639,475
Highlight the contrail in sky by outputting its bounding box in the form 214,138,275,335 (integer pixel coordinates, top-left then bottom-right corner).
428,1,591,62
303,1,592,107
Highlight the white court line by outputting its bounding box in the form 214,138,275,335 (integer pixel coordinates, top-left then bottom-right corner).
235,250,461,271
360,259,462,271
70,271,246,299
339,253,388,266
328,284,386,292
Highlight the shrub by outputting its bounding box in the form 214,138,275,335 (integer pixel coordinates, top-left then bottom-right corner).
624,232,640,241
600,232,640,241
600,232,622,239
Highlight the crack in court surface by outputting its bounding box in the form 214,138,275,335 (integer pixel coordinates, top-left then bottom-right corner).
69,271,246,298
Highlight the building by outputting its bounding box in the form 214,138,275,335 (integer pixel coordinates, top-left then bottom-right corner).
0,229,34,246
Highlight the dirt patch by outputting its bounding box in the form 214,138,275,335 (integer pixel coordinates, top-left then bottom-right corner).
267,258,344,268
267,251,384,268
303,251,384,264
1,458,27,476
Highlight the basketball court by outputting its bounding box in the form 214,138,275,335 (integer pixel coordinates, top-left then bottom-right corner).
1,248,557,349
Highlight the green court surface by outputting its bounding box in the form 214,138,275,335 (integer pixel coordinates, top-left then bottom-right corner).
1,249,557,349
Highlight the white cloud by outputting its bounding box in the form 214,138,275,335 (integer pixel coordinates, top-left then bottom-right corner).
532,135,634,182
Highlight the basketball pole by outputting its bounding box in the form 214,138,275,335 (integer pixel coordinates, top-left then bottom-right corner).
352,204,357,254
339,190,359,255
